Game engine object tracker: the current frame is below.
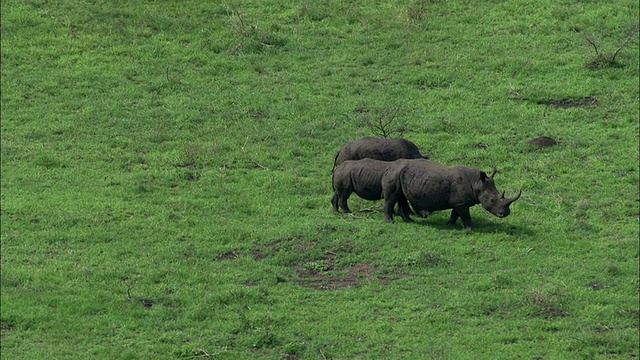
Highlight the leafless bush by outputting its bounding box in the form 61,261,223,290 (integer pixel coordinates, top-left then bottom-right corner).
579,23,639,70
355,105,411,138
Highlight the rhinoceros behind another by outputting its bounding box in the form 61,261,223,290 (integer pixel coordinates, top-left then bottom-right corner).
333,137,428,171
381,159,521,229
332,158,411,218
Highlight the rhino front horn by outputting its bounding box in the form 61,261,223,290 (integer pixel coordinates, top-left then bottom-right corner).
506,189,522,204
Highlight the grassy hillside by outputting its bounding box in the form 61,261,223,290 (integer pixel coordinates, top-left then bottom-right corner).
2,0,638,358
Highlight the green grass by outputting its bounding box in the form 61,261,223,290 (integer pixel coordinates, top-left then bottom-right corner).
2,0,639,358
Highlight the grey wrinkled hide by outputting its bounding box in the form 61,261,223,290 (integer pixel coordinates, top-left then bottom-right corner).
382,159,521,229
333,137,428,171
332,158,411,218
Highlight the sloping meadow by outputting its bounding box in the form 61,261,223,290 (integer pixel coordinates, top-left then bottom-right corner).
1,0,638,358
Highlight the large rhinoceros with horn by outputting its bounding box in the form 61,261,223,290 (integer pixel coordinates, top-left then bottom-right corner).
381,159,521,229
332,158,412,218
332,137,428,171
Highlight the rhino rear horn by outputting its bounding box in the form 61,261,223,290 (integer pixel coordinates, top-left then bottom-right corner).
489,168,497,178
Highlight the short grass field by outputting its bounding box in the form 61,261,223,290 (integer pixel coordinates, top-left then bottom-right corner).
1,0,639,358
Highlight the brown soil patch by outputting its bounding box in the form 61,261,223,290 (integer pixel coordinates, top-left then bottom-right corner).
296,264,377,291
296,263,407,291
528,136,558,147
538,96,599,108
251,238,409,290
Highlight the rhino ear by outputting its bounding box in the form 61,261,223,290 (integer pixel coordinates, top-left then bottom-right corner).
479,171,489,182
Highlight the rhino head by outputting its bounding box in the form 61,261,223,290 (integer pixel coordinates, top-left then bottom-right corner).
476,169,522,218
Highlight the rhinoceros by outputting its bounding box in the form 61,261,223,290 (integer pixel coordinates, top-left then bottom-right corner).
333,137,428,171
381,159,521,229
332,158,411,218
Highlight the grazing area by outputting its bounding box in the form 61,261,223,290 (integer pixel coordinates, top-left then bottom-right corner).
2,0,639,358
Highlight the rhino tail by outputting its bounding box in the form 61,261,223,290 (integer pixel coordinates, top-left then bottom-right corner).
331,150,341,173
331,167,336,191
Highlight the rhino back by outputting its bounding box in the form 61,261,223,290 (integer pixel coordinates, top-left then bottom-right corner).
391,138,423,158
336,137,423,165
361,138,422,161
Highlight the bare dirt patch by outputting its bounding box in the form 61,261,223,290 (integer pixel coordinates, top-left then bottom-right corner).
295,263,388,291
538,97,599,108
295,254,408,291
528,136,558,147
251,238,409,290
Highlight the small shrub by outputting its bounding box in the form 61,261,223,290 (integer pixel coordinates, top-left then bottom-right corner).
355,105,411,138
580,24,639,70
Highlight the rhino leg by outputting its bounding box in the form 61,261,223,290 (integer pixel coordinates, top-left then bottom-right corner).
382,195,397,222
447,209,459,226
383,194,412,223
382,174,403,222
331,191,351,213
449,206,474,230
331,193,339,212
396,197,413,222
339,196,351,213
